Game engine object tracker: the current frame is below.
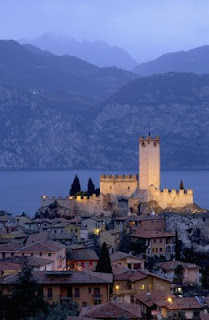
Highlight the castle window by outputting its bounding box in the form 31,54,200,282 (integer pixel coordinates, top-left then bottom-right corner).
128,186,130,190
110,186,112,189
141,142,146,147
154,141,157,147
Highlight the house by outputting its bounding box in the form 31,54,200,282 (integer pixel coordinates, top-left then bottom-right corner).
100,229,121,253
51,222,81,242
0,270,113,307
110,251,144,270
24,219,54,231
0,255,54,276
16,239,66,270
134,292,208,320
67,249,99,271
79,301,142,319
157,260,201,285
112,270,171,303
130,229,175,259
81,218,105,235
0,242,23,259
136,216,166,232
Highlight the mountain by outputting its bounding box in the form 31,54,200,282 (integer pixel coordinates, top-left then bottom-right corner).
25,33,137,70
133,45,209,76
0,40,136,100
1,73,209,170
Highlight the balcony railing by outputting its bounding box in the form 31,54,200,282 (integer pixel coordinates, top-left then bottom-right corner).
92,294,102,301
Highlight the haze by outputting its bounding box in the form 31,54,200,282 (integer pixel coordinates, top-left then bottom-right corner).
0,0,208,62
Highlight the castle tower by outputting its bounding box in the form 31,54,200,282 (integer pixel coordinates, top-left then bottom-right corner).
139,135,160,191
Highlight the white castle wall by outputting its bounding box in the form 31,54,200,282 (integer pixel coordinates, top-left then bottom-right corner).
100,174,138,197
149,185,193,209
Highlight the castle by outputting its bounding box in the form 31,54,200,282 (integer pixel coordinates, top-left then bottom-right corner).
41,135,193,216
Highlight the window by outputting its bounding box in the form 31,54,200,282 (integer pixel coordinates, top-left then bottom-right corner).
22,253,24,256
48,253,51,257
31,253,33,256
2,253,5,259
88,288,91,294
156,248,158,252
75,229,77,233
82,302,87,307
160,248,163,252
128,186,130,190
47,288,53,299
94,288,100,298
139,284,145,290
141,142,146,147
75,288,80,298
154,239,156,243
11,253,14,256
110,186,112,189
39,252,42,256
160,239,163,243
154,141,157,147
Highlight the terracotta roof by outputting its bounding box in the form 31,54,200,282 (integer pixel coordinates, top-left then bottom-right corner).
112,264,130,275
0,261,21,271
131,229,175,239
201,314,209,320
68,249,98,261
18,239,65,253
157,260,200,271
110,251,141,262
135,291,175,308
0,270,113,285
68,217,83,224
80,302,141,319
114,269,170,283
167,297,204,310
2,256,53,267
53,222,74,228
0,242,23,252
26,232,49,245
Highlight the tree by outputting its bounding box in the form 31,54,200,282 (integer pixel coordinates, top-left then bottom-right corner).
6,264,47,320
117,233,132,253
29,301,79,320
69,175,81,196
180,180,184,190
96,242,112,273
173,264,184,285
87,178,95,195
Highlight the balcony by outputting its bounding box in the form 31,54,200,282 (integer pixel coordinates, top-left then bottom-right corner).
92,294,102,301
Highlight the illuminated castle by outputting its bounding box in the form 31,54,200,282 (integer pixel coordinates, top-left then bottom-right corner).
100,135,193,209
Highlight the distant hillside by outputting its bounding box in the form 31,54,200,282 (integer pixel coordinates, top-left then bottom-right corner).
0,40,136,100
25,33,137,70
1,73,209,170
134,45,209,75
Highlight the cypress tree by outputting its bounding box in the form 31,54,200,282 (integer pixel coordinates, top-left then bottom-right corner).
69,175,81,196
180,180,184,190
95,242,112,274
87,178,95,195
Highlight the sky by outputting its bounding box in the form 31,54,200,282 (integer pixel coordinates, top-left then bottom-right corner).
0,0,208,62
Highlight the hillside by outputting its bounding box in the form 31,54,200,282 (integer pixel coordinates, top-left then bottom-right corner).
1,73,209,169
26,34,137,70
0,40,136,99
133,45,209,76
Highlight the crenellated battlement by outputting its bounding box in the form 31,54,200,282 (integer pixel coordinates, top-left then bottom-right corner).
100,174,138,181
149,185,193,209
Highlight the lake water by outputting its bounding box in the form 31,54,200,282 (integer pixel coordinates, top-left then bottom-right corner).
0,170,208,216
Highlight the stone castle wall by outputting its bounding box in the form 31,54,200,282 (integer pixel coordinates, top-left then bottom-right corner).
100,174,138,197
41,194,111,217
149,185,193,209
139,136,160,191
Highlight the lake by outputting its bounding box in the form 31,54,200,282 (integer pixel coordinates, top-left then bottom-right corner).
0,169,208,216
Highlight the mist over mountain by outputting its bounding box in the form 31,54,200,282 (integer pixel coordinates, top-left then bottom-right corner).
23,33,137,71
134,45,209,76
0,40,136,100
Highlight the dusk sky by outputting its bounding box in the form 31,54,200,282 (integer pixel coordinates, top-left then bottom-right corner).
0,0,208,62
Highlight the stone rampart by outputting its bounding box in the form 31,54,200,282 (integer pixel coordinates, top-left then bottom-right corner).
100,174,138,197
149,185,193,209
